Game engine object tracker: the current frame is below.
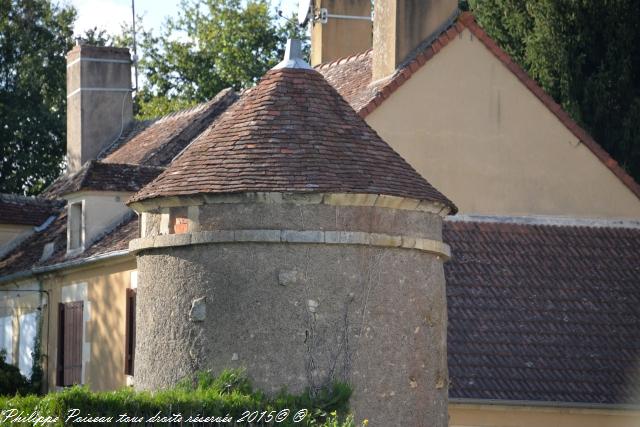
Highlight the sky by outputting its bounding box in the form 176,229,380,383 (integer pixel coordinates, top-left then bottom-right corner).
68,0,300,37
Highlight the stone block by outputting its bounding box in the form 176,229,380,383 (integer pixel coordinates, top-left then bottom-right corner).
281,230,324,243
191,230,234,245
369,233,402,247
234,229,281,242
278,270,299,286
189,296,206,322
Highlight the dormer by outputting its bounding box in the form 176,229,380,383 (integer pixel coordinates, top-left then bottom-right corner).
55,161,163,255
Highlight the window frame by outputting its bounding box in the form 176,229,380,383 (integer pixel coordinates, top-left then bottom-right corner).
67,201,85,253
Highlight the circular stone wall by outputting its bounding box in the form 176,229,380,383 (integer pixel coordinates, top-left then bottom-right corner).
132,198,450,427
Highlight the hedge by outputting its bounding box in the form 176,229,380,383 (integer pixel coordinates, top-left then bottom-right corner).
0,370,361,426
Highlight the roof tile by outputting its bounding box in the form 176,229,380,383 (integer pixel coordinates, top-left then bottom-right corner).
0,194,63,226
130,68,456,211
445,219,640,405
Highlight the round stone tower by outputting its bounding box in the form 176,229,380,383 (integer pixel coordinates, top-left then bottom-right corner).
128,40,456,426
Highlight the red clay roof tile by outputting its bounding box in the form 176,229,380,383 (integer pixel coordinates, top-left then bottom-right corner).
445,218,640,404
101,88,238,167
0,194,63,226
130,67,456,211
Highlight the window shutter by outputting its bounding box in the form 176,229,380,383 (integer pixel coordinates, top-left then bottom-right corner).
124,289,136,375
56,303,64,386
58,301,83,386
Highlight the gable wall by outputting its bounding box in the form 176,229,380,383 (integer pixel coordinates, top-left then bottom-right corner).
366,28,640,219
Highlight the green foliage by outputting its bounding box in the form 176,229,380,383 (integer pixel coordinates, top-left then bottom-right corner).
0,0,76,195
0,370,354,426
0,350,29,396
135,0,307,118
80,27,113,47
468,0,640,183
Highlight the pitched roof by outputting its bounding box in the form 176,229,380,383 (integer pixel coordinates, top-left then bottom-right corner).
0,211,137,280
0,194,63,226
100,88,238,167
130,67,456,211
42,161,164,197
316,12,640,202
445,219,640,405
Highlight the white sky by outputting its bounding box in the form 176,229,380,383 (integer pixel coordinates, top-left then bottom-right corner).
67,0,300,37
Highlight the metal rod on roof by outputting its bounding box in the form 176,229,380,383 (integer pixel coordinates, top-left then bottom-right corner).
131,0,139,92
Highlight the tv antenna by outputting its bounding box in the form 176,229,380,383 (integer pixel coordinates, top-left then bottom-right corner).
131,0,139,92
297,0,372,28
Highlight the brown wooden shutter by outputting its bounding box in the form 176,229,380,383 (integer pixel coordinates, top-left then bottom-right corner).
124,289,136,375
58,301,83,386
56,303,64,386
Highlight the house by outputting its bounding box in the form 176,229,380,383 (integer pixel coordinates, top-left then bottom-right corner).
1,0,639,425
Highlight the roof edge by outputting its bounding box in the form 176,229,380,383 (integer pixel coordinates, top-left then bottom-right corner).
446,213,640,229
0,250,130,285
129,191,453,217
450,397,640,412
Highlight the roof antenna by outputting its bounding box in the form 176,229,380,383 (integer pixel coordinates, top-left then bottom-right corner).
297,0,372,27
131,0,139,92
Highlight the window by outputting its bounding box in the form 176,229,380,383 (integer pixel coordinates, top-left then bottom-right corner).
18,312,37,378
57,301,83,386
68,202,83,251
0,316,13,363
124,289,136,375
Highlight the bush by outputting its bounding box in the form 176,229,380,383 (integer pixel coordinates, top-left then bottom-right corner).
0,370,360,426
0,350,29,396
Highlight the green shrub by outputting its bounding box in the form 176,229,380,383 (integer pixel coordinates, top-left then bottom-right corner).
0,370,359,426
0,351,29,397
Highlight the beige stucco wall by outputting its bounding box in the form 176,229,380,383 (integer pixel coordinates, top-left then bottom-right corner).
42,257,135,392
450,403,640,427
310,0,372,66
366,28,640,219
0,224,32,248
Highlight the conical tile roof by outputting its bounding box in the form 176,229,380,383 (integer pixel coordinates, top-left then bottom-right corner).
130,67,456,212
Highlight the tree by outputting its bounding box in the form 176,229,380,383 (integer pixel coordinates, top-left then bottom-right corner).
135,0,306,119
0,0,76,195
468,0,640,184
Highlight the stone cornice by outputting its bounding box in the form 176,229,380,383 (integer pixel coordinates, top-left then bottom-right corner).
129,229,451,260
130,192,451,217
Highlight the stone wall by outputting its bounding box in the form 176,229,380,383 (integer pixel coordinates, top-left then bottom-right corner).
132,197,450,426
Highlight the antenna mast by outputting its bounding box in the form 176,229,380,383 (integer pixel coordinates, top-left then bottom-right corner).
131,0,139,91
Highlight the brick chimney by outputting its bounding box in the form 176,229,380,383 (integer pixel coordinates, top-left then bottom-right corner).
372,0,458,80
310,0,372,66
66,43,133,174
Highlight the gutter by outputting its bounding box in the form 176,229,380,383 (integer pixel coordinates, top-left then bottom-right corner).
450,397,640,411
0,250,130,285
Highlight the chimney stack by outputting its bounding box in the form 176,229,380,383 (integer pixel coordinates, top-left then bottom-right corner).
66,44,133,173
372,0,458,81
310,0,372,66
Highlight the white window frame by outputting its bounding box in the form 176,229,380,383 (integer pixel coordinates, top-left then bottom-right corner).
67,201,85,254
